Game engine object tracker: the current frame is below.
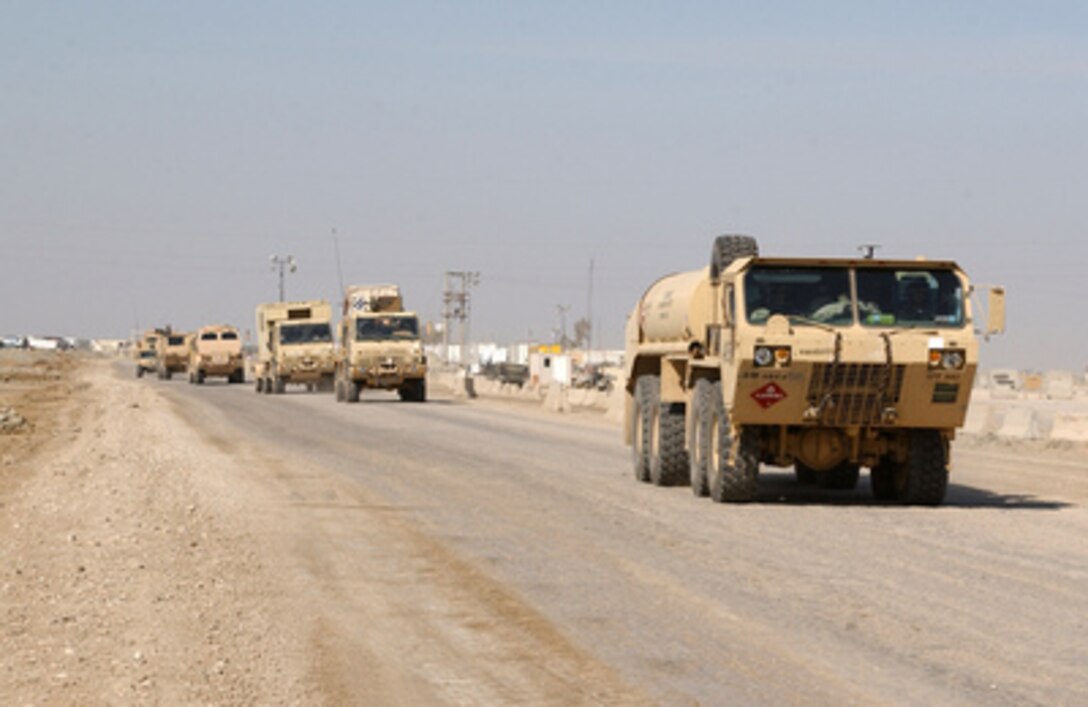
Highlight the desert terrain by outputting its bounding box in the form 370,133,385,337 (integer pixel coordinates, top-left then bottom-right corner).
2,350,1086,705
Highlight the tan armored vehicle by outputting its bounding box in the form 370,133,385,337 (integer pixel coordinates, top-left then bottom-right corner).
188,325,245,384
334,284,427,403
624,235,1005,505
133,329,161,378
156,331,192,380
253,300,336,394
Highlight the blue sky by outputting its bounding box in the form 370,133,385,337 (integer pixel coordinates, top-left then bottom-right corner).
1,1,1085,368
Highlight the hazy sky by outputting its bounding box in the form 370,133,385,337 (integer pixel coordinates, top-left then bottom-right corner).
2,1,1085,369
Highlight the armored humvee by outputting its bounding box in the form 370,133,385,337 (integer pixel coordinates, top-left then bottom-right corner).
188,325,245,385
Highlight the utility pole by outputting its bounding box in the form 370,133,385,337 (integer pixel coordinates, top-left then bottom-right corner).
556,304,571,348
586,257,595,358
269,254,297,301
442,271,480,366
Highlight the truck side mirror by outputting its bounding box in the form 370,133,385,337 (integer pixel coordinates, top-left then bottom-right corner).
986,287,1005,336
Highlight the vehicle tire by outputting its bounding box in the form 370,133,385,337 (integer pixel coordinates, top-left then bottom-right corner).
136,367,144,378
706,381,760,502
631,375,659,483
651,401,689,486
335,378,345,402
688,379,712,496
196,370,205,385
819,462,860,490
346,380,361,403
900,430,949,505
709,234,759,282
256,378,264,393
164,370,172,381
870,460,899,501
794,462,817,484
274,376,286,394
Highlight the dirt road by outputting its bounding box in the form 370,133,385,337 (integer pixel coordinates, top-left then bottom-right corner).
3,354,1086,705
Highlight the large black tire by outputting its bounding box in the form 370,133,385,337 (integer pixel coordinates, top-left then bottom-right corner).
164,369,172,381
901,430,949,505
273,376,286,394
136,367,144,379
256,378,264,393
688,378,717,497
631,376,659,483
705,381,760,502
709,234,759,282
195,370,205,385
819,462,860,490
870,461,898,501
345,380,361,403
651,402,689,487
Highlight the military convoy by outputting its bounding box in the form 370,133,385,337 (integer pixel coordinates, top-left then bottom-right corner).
334,284,427,403
624,235,1005,505
253,300,336,394
188,325,245,384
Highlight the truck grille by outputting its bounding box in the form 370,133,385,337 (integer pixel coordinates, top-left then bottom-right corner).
806,363,905,426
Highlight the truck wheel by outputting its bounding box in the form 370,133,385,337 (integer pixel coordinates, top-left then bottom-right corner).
631,376,659,483
706,382,760,502
651,402,689,486
900,430,949,505
256,378,264,393
274,376,286,394
819,462,860,490
335,378,345,402
794,462,817,484
196,370,205,385
136,367,144,378
709,234,759,282
346,380,361,403
869,461,899,501
688,378,716,496
164,370,172,381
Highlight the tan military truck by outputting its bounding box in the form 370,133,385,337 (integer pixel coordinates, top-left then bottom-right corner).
253,300,336,394
624,235,1005,505
133,329,162,378
156,331,192,380
334,284,427,403
188,325,245,385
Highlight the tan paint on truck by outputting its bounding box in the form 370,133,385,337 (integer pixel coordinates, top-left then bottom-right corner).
334,284,427,403
188,325,245,385
624,235,1006,505
253,300,336,394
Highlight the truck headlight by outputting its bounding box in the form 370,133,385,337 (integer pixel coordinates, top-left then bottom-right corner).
754,346,790,367
928,348,966,370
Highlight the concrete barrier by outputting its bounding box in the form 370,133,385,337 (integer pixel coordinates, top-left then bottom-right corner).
995,407,1043,440
1049,414,1088,443
544,383,570,413
962,402,994,436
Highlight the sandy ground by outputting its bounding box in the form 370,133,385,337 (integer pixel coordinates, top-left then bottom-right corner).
2,351,1086,705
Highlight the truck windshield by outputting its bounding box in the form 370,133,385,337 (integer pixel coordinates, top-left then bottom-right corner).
280,323,332,345
856,268,964,328
355,316,419,341
745,267,853,325
167,336,185,346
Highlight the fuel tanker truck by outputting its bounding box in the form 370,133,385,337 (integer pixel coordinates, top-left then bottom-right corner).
624,235,1005,505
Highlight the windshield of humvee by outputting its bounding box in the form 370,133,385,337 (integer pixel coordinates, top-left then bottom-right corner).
744,265,965,328
355,316,419,341
280,323,332,345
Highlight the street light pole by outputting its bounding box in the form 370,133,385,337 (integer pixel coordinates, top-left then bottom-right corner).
269,255,297,302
